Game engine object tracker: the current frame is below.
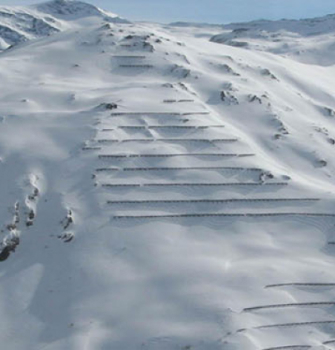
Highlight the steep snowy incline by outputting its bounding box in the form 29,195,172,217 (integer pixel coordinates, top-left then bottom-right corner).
0,8,335,350
0,0,128,50
33,0,129,22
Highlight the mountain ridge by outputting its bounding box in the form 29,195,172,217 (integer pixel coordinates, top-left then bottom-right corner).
0,0,129,50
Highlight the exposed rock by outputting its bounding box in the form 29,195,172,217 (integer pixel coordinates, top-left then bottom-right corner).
260,68,278,81
220,91,239,105
58,232,74,243
248,95,262,104
259,171,275,182
98,103,118,110
318,159,327,167
0,235,20,262
219,64,240,76
324,107,335,117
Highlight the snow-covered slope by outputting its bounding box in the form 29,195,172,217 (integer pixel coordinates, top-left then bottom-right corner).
33,0,128,22
1,3,335,350
210,14,335,65
0,0,128,50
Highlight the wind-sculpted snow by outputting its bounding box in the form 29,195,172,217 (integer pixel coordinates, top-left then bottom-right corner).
0,8,61,49
0,3,335,350
0,24,27,47
0,0,128,50
34,0,129,22
210,14,335,65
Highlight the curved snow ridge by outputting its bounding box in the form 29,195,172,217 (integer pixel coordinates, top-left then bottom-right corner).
32,0,129,23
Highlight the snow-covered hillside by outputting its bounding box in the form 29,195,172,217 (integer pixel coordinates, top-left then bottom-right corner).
0,0,128,50
1,2,335,350
210,14,335,66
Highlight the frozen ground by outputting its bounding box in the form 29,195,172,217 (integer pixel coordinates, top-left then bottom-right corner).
1,1,335,349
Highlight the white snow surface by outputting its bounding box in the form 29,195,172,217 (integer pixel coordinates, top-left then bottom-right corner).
0,0,128,49
1,3,335,350
210,14,335,66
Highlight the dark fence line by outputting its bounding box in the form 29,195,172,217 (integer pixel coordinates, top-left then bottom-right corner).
183,112,210,116
96,140,119,143
112,55,146,58
97,138,238,143
244,302,335,312
102,125,225,130
98,153,254,159
257,320,335,329
262,346,311,350
163,99,194,103
119,65,154,68
95,166,263,172
109,112,210,116
110,112,181,116
82,147,102,151
323,340,335,345
111,212,335,220
107,198,319,205
103,182,287,188
266,283,335,289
